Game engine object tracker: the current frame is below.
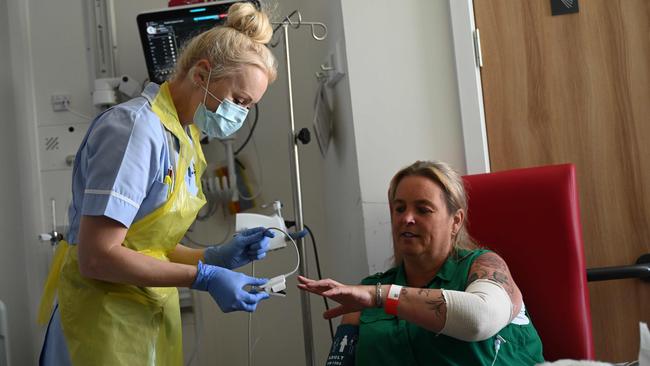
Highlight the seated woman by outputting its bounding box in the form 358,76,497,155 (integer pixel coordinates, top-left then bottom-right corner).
298,160,545,366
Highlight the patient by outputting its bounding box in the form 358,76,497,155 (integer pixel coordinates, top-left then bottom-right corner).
298,160,545,366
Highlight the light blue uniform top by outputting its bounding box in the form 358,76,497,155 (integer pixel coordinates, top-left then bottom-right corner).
40,83,199,365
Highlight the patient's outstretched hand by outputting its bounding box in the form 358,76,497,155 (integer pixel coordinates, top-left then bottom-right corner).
297,276,374,319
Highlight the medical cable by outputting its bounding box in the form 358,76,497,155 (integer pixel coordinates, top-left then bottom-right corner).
195,198,215,221
200,201,219,220
490,335,506,366
231,158,263,201
196,176,217,221
196,179,223,221
237,135,264,201
285,221,334,340
247,226,299,366
63,100,94,120
184,296,201,366
234,105,264,200
185,283,207,366
191,227,301,365
248,261,254,366
265,227,300,277
182,233,211,248
304,224,334,340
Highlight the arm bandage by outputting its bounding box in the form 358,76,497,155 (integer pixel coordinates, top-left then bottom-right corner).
440,279,513,342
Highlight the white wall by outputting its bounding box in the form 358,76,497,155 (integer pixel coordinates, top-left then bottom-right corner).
2,0,43,364
341,0,467,272
0,1,34,363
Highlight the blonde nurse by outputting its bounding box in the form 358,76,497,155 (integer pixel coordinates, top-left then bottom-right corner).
38,3,278,365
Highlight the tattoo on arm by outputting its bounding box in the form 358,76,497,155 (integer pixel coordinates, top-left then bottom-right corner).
492,271,508,284
467,253,516,297
425,294,446,318
417,288,430,297
400,287,409,299
467,269,487,284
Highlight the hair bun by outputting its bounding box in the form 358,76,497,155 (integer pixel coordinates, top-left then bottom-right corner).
225,2,273,44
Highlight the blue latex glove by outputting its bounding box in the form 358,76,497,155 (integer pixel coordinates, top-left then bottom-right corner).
191,261,270,313
204,227,274,269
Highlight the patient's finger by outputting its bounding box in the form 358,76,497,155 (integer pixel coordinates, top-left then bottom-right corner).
304,278,342,290
298,278,336,293
298,276,330,288
298,283,333,296
297,283,322,295
297,275,313,284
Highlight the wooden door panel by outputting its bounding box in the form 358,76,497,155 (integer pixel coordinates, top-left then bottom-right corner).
474,0,650,362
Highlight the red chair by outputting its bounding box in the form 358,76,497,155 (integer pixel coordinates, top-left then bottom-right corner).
463,164,594,361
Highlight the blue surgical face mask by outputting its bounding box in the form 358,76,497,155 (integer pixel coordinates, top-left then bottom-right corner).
193,69,249,139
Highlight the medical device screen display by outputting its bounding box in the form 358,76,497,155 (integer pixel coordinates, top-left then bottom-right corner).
137,2,239,84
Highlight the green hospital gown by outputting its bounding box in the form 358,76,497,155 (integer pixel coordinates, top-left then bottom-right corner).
355,248,545,366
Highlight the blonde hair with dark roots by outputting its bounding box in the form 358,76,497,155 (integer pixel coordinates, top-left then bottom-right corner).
388,160,478,265
173,2,277,83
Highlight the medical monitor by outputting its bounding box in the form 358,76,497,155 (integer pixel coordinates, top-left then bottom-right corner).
137,1,258,84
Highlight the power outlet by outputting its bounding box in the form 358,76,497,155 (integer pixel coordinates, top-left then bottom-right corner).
51,94,71,112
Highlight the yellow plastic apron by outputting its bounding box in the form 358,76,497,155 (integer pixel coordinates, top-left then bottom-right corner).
38,82,206,365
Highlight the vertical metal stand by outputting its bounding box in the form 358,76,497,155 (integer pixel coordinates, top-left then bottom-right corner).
272,13,327,366
283,22,314,366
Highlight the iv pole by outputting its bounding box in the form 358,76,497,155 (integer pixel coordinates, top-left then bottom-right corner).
271,11,327,366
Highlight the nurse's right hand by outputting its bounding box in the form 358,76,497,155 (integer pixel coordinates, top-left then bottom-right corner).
191,261,270,313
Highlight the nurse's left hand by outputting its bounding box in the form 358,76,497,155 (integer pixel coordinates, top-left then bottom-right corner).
204,227,274,270
191,261,270,313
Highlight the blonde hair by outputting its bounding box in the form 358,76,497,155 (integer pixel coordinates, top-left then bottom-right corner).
174,2,277,83
389,161,478,264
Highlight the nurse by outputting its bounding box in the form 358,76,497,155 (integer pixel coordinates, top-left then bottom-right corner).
38,2,280,365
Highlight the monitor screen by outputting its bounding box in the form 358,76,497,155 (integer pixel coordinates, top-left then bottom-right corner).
137,1,257,84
